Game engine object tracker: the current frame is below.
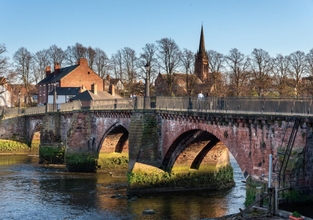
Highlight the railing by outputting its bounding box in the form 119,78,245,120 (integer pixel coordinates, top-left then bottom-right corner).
1,96,313,117
154,96,313,116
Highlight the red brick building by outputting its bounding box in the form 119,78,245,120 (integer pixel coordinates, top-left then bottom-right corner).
37,58,104,105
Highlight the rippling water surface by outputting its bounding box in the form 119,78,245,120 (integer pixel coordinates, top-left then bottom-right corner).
0,155,246,219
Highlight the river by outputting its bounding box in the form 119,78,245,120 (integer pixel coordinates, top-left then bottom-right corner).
0,154,246,220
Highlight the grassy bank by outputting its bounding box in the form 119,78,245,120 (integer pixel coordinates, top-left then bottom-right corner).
0,139,30,154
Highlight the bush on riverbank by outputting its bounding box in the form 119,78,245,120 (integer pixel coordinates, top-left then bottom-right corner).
128,165,234,191
39,145,65,164
66,152,98,172
0,139,30,153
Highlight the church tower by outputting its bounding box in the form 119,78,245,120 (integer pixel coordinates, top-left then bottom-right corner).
194,25,209,82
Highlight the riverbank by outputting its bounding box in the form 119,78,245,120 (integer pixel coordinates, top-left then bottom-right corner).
206,207,313,220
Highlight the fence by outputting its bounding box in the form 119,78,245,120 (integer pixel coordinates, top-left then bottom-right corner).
1,96,313,117
154,96,313,116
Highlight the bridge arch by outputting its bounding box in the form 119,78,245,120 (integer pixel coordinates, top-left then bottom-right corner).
96,122,129,170
159,115,250,177
97,122,129,154
161,128,229,173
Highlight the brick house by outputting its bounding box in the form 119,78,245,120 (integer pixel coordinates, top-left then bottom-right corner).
103,74,124,95
37,58,104,105
9,84,38,107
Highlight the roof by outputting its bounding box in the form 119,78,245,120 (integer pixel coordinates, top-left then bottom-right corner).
110,78,122,85
70,90,121,101
48,87,80,96
38,64,79,84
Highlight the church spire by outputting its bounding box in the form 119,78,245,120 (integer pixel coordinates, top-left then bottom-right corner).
194,25,209,82
198,25,206,55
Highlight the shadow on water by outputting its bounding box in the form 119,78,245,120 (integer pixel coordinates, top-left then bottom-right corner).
0,154,246,219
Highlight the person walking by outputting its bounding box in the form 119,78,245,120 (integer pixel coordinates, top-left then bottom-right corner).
198,91,204,110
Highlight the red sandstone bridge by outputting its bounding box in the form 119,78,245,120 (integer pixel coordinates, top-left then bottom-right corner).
1,96,313,190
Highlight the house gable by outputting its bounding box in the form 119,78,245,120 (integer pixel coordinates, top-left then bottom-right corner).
60,60,103,91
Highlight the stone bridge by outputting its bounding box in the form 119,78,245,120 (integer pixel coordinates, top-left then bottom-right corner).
1,97,313,191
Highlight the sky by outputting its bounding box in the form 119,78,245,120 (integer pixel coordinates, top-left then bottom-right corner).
1,0,313,61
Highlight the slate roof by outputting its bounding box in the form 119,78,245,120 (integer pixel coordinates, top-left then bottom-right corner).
38,65,79,84
48,87,80,96
70,90,121,101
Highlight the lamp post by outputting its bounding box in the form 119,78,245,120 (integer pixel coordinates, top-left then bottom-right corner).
144,63,150,109
53,83,57,112
18,91,21,114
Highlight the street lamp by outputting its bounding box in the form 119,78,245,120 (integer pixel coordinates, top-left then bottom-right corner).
18,91,21,114
53,83,57,112
144,63,150,109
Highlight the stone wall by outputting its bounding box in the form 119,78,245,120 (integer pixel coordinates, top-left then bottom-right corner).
0,116,26,141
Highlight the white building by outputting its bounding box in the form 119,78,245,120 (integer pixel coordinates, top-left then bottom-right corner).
0,77,12,107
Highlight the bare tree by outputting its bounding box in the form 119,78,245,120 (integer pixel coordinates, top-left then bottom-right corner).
64,43,87,66
304,49,313,96
307,49,313,76
13,47,34,103
207,50,225,96
111,50,123,80
137,43,158,95
48,44,66,68
0,44,8,76
94,48,110,78
272,54,291,97
180,48,195,96
86,46,96,70
33,49,50,83
121,47,137,82
156,38,181,95
249,48,273,97
225,48,250,96
288,51,307,97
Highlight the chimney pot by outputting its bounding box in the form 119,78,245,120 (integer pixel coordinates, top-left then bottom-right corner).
79,58,88,66
46,66,51,77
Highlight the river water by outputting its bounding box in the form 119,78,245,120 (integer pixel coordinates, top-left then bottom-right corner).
0,155,246,220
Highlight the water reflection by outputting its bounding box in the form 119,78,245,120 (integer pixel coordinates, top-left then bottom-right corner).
0,155,246,219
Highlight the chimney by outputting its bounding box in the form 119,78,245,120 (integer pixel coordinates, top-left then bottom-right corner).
91,83,98,95
54,63,60,75
106,74,110,81
79,85,86,93
78,58,88,66
46,66,51,77
109,84,115,96
103,79,107,92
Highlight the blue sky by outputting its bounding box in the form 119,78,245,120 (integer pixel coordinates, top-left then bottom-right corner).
1,0,313,60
